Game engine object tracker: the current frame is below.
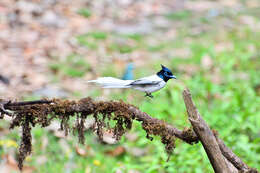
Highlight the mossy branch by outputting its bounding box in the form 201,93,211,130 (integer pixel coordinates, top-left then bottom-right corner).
0,89,258,173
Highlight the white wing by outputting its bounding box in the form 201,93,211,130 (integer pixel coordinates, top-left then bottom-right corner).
129,75,162,85
129,75,166,93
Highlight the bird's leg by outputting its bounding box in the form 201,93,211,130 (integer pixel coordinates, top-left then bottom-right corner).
145,93,153,98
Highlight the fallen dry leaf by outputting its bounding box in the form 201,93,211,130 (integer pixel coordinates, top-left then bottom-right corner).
105,146,126,157
75,146,87,156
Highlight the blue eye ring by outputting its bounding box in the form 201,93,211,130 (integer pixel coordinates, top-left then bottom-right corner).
164,72,168,76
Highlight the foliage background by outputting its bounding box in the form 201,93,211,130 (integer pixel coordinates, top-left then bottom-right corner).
0,0,259,172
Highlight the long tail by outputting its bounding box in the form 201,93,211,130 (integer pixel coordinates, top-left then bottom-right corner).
88,77,133,88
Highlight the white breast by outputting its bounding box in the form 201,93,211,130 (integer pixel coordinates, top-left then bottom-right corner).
144,80,166,93
131,75,166,93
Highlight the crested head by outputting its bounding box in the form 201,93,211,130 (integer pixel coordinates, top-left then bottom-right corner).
157,64,176,82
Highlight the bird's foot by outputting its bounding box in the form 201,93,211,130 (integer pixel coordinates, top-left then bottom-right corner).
145,93,153,98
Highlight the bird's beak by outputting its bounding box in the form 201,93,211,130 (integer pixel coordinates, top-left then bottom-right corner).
170,75,177,79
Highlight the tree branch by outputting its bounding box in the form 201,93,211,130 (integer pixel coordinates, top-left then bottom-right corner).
183,89,231,173
182,89,258,173
0,90,258,172
215,134,257,173
128,106,198,144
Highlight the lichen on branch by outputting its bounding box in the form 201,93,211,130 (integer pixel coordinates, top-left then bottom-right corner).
3,97,194,170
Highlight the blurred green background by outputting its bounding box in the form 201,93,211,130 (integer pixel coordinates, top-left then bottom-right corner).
0,0,259,172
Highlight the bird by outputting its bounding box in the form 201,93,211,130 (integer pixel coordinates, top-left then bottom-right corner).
122,62,134,80
88,64,176,98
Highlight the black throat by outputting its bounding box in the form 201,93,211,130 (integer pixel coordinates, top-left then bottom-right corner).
157,70,170,82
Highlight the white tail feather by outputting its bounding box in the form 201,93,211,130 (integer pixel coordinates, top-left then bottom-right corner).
88,77,133,88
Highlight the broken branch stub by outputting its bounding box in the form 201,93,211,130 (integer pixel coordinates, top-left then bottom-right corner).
183,89,232,173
